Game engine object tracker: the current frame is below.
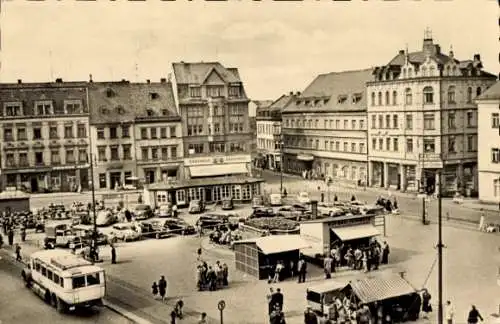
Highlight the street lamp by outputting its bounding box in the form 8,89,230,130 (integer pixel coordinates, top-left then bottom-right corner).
436,170,444,324
279,135,284,197
89,153,98,262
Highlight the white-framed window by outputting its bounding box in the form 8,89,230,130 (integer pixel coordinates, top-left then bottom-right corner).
221,185,231,199
176,190,186,204
494,179,500,198
424,113,435,130
231,185,241,200
157,191,168,204
242,185,251,200
423,86,434,104
188,188,201,201
252,184,260,196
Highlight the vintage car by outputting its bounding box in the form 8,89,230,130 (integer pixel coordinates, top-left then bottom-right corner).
269,194,283,206
297,192,311,204
250,207,275,219
156,204,173,218
188,200,205,214
221,198,234,210
133,204,153,220
196,213,230,230
107,223,142,242
95,210,117,227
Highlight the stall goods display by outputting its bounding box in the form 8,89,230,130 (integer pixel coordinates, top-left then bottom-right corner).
244,217,298,231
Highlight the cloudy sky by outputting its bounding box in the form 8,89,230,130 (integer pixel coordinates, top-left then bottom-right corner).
0,0,497,99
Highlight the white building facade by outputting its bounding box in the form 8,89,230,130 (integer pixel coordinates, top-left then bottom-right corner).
476,81,500,203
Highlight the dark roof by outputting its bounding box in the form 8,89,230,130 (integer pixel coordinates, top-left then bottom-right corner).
282,69,373,113
476,81,500,101
172,62,242,84
388,50,456,66
253,100,273,109
146,176,264,191
269,94,296,111
88,81,179,125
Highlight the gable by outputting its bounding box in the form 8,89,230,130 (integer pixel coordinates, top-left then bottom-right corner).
204,69,226,85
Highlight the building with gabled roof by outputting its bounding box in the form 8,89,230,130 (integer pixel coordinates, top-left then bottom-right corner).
366,31,497,196
475,81,500,203
281,69,372,187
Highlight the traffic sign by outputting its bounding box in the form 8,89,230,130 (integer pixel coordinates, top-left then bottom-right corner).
218,300,226,311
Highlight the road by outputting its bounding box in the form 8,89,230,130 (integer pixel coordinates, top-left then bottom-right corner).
0,254,132,324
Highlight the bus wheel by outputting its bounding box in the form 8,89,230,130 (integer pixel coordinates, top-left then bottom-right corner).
56,297,66,313
44,291,51,304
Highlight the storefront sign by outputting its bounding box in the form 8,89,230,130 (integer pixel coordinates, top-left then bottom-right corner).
184,154,251,166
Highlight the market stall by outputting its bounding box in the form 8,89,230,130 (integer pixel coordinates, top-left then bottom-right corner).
233,235,311,280
0,189,30,213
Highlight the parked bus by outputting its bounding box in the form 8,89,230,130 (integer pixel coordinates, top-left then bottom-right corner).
21,249,106,313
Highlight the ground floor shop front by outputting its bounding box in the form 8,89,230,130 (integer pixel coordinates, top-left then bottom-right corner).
144,176,264,208
283,153,367,186
254,152,281,171
369,160,478,197
93,162,137,190
2,166,89,192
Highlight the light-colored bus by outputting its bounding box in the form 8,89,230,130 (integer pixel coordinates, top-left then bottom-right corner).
22,249,106,312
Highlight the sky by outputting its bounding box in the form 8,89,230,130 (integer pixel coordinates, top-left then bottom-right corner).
0,0,498,100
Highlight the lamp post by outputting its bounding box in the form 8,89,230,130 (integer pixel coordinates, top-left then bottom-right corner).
89,153,98,262
437,170,444,324
279,135,284,197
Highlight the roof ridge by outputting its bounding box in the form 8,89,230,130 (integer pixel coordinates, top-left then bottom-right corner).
317,68,374,77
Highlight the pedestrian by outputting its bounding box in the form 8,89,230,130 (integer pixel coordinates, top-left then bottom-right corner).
289,260,295,278
351,195,356,202
333,194,338,202
318,313,331,324
273,288,284,311
8,228,14,246
152,281,158,299
421,289,432,319
198,312,208,324
323,255,333,279
467,305,483,323
445,300,455,324
15,244,22,262
172,204,178,217
320,192,325,203
270,304,286,324
381,241,390,265
267,287,275,315
304,306,319,324
175,299,184,319
111,244,117,264
222,263,229,286
0,232,3,248
283,188,287,198
273,261,284,283
170,310,177,324
159,275,167,302
297,258,307,283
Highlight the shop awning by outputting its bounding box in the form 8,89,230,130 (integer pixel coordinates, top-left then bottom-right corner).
297,154,314,161
331,224,380,241
234,235,311,255
345,273,416,304
189,163,248,178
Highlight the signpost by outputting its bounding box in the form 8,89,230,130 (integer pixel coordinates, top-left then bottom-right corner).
218,300,226,324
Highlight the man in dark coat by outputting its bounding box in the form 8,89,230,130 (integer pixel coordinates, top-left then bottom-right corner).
124,209,132,222
111,244,117,264
381,241,390,264
297,258,307,283
304,306,318,324
158,275,167,301
272,288,284,311
8,228,14,246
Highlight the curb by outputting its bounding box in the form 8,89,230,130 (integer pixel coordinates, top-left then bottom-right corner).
103,300,153,324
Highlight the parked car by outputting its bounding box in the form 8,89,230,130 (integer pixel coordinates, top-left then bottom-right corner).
134,204,153,220
221,198,234,210
95,210,117,227
156,204,173,218
276,205,306,220
317,202,345,217
108,223,142,242
196,213,229,230
188,200,205,214
250,207,275,218
252,196,264,208
297,192,311,204
269,194,283,206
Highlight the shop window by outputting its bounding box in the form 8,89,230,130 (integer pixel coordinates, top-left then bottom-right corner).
231,185,241,200
98,173,107,189
221,185,231,199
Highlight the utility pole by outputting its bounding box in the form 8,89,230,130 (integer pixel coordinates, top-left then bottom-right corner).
437,170,444,324
89,153,98,262
279,134,284,196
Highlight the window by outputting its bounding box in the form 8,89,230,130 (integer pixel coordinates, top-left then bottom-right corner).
359,143,365,153
33,128,42,140
17,128,27,141
122,125,130,138
97,127,105,140
392,115,398,129
351,120,357,130
359,119,364,129
448,112,456,129
147,109,154,117
385,115,390,129
53,274,60,284
65,149,75,163
423,138,435,153
72,276,86,289
448,136,456,153
343,142,348,151
423,86,434,104
169,126,177,138
343,120,348,129
123,145,131,160
65,101,82,114
78,149,87,163
494,179,500,197
190,87,201,98
97,146,106,161
406,138,413,152
6,153,15,167
335,120,340,129
151,147,159,161
378,92,382,106
142,148,149,160
47,270,53,281
424,113,435,130
51,150,60,164
371,92,376,106
371,115,377,129
393,138,399,151
335,142,340,151
41,267,47,276
405,88,412,105
150,128,157,139
36,102,52,115
35,152,44,165
4,103,22,116
188,143,204,154
19,153,28,166
378,138,383,150
447,86,456,104
386,138,390,151
160,128,167,138
187,107,204,136
48,126,58,139
467,87,473,103
492,148,500,163
64,125,73,139
209,142,225,153
351,143,356,152
207,86,224,98
385,91,390,105
392,91,397,105
372,138,376,150
476,87,482,97
110,146,119,160
3,128,13,141
161,147,169,160
378,115,383,129
109,127,117,139
77,124,86,138
466,111,474,127
171,146,177,158
99,173,107,189
492,113,500,128
229,86,241,98
467,135,476,152
141,128,148,139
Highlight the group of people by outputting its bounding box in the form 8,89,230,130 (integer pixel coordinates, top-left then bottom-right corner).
196,260,229,291
266,288,286,324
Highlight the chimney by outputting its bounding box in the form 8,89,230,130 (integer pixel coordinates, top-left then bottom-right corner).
17,79,22,84
399,50,405,55
473,54,481,62
55,78,63,83
146,79,151,84
160,78,166,83
296,91,301,96
121,79,126,82
289,91,293,95
89,74,93,83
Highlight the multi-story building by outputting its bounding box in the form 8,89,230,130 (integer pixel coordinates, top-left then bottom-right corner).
367,32,497,196
282,69,372,185
249,100,273,155
476,81,500,203
133,81,183,184
172,62,253,181
0,79,90,192
256,93,296,170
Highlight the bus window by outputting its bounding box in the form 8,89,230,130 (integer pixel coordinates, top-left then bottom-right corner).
86,273,100,286
72,276,86,289
59,278,64,288
41,267,47,276
306,290,321,304
47,270,53,281
54,274,59,284
35,262,41,272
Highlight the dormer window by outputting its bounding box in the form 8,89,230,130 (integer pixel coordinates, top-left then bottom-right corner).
4,102,22,117
106,89,115,98
323,98,329,105
337,95,347,104
189,86,201,98
150,92,159,100
352,93,362,104
146,109,154,116
296,100,301,105
35,101,53,115
162,109,168,116
228,86,241,98
64,100,82,114
100,107,109,115
314,100,320,106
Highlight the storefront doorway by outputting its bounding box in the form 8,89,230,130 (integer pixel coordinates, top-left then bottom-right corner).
146,170,155,184
30,176,39,192
110,172,121,189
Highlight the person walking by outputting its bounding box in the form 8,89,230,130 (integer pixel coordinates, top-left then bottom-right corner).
15,244,22,262
273,288,284,312
297,258,307,283
381,241,390,265
158,275,167,302
304,306,318,324
198,312,208,324
110,244,117,264
445,300,455,324
8,228,14,246
151,281,159,299
467,305,483,323
323,255,333,279
421,289,432,319
266,288,275,315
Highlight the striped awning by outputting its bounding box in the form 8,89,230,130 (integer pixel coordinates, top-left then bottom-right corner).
345,273,416,304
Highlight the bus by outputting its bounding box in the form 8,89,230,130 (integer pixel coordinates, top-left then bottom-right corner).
21,249,106,313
